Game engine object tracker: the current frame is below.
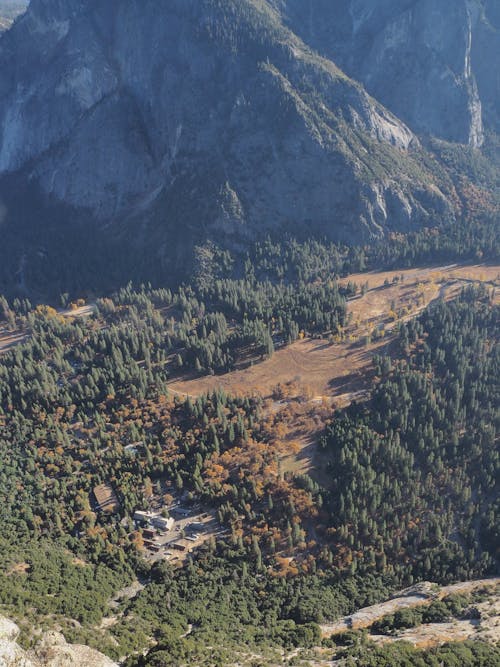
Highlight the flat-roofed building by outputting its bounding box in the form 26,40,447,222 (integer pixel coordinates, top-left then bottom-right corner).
151,516,174,532
134,510,153,524
187,521,205,531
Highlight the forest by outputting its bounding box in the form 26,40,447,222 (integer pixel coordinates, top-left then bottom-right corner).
0,0,498,661
0,201,498,301
0,264,497,663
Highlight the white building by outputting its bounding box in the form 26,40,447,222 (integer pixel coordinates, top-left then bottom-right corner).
133,510,175,533
151,516,175,532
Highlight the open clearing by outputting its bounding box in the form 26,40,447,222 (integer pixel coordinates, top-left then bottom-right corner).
168,263,499,481
170,263,500,405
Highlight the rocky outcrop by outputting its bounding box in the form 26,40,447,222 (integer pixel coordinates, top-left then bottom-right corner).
0,616,117,667
0,0,456,248
0,1,27,32
0,616,31,666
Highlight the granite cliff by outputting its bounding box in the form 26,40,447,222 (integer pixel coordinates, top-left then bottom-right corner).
277,0,499,145
0,0,497,288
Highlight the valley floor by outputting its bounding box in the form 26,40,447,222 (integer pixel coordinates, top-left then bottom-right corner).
169,262,500,404
167,261,500,486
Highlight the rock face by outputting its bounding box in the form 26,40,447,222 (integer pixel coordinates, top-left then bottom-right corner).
279,0,499,146
0,616,31,667
0,1,27,32
0,0,497,282
473,0,500,135
0,0,460,249
0,616,117,667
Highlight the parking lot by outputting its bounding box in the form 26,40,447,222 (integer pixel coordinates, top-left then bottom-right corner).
138,506,224,564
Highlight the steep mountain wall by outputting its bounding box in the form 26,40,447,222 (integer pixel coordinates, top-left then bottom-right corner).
279,0,499,145
0,0,456,246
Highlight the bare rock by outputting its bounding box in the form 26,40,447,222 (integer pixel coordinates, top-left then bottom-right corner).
0,616,117,667
0,0,458,246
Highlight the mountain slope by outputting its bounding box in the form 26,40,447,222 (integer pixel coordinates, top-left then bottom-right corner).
277,0,500,145
0,0,456,247
0,0,497,297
